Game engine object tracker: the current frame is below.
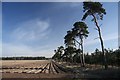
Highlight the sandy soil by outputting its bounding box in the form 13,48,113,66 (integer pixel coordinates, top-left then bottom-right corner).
1,60,120,79
1,60,75,79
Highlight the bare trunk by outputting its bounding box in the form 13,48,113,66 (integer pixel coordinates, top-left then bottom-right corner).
79,44,83,67
80,37,85,67
92,14,108,69
74,39,83,66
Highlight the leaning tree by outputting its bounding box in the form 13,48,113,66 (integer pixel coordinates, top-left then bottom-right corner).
72,21,89,67
63,30,76,63
52,46,64,61
82,2,108,69
64,30,76,48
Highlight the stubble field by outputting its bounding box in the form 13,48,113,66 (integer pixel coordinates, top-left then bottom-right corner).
1,60,74,79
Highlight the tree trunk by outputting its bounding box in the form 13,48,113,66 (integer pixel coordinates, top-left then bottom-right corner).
74,39,83,67
79,44,83,67
92,14,108,69
80,37,85,67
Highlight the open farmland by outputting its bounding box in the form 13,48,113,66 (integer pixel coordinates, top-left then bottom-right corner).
1,60,120,79
1,60,75,78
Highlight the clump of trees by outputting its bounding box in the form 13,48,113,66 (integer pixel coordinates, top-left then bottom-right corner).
52,2,120,69
85,48,120,67
52,46,64,61
52,47,120,67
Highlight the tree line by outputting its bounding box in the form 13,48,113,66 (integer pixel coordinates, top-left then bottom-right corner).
2,56,46,60
52,47,120,67
85,48,120,66
52,2,120,69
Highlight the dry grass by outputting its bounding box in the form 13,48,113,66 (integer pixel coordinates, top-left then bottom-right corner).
2,60,49,67
1,60,120,79
1,60,75,78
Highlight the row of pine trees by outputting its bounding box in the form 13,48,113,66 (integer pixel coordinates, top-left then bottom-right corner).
52,2,120,69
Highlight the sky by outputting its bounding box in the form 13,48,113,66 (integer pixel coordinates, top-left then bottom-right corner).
1,0,120,2
118,2,120,46
0,1,1,57
2,2,118,58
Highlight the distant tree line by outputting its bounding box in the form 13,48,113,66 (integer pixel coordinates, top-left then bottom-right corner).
1,56,47,60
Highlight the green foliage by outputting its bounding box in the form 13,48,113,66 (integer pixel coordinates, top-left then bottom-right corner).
72,21,89,67
82,2,106,20
73,49,81,63
64,30,76,47
82,1,108,69
73,21,89,39
85,48,120,66
52,46,64,60
52,46,120,67
62,46,77,63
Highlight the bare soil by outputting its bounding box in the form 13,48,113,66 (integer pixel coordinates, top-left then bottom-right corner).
1,60,120,80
